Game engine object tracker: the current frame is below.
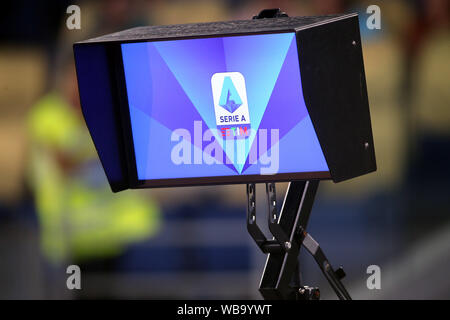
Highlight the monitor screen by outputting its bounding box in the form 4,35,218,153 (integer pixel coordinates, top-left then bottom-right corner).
121,32,329,184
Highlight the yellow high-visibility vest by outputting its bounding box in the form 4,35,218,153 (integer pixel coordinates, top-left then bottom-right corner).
27,93,160,264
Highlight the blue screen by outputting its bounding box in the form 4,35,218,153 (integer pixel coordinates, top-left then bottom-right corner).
121,32,328,181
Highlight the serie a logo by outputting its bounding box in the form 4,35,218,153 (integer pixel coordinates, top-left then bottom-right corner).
211,72,251,139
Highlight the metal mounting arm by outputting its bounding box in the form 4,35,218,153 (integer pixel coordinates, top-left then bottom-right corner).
299,228,352,300
246,181,352,300
246,183,290,254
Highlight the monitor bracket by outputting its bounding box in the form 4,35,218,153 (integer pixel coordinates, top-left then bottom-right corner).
246,181,352,300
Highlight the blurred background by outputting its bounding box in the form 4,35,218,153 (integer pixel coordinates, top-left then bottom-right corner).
0,0,448,299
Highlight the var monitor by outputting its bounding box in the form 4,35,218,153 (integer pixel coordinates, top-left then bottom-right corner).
74,13,376,191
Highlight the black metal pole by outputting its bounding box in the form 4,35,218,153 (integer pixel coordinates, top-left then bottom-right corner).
258,180,319,300
246,180,351,300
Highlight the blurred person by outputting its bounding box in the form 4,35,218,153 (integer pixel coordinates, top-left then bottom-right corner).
27,52,160,268
26,1,161,297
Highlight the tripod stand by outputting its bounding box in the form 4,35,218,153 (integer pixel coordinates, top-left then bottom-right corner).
246,181,351,300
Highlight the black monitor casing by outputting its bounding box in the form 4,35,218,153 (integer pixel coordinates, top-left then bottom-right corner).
74,13,376,192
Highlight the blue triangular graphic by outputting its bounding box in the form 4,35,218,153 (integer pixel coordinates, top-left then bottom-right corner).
153,34,294,173
219,76,242,113
223,33,295,173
